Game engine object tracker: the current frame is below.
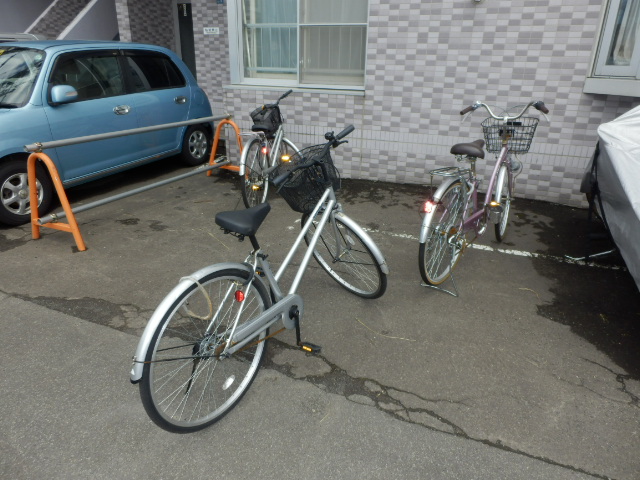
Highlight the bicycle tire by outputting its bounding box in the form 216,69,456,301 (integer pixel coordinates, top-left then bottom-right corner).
139,268,271,432
493,163,511,242
241,138,269,208
419,181,466,285
301,211,387,299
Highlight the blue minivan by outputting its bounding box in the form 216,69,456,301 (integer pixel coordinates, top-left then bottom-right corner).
0,40,213,225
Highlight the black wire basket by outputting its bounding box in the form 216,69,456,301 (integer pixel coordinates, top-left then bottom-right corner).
270,144,341,214
249,105,283,136
481,117,539,153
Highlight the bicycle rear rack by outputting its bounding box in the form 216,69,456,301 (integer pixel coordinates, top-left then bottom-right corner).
428,166,471,178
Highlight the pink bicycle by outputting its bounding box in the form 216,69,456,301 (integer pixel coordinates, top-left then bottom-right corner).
418,100,549,295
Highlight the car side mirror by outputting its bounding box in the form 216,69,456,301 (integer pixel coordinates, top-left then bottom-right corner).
50,85,78,105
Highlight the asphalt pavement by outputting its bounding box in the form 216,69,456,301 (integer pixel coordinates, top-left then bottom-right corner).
1,158,638,480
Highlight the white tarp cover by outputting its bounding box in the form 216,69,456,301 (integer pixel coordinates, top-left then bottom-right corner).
596,105,640,291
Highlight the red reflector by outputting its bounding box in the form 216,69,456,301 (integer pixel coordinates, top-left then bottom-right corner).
422,201,435,214
235,290,245,302
261,146,268,155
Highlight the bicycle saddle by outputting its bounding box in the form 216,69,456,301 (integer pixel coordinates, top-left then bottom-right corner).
251,123,271,133
215,203,271,236
450,139,485,159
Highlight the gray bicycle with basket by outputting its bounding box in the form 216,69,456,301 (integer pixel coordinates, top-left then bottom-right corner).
239,90,300,208
130,125,388,432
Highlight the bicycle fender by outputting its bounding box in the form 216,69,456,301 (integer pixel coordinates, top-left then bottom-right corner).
129,262,254,383
419,176,460,243
336,212,390,274
238,147,248,176
238,136,260,176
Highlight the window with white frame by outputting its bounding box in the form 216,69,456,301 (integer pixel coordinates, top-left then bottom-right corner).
585,0,640,96
230,0,368,89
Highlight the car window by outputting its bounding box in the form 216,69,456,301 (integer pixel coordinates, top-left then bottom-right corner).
51,53,124,101
123,52,186,92
0,47,45,108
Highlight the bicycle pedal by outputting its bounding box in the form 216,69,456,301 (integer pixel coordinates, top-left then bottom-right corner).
299,342,321,354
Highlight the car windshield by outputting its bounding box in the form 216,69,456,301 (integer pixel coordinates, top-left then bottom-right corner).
0,47,45,108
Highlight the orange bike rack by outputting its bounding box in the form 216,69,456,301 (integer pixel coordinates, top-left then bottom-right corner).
25,117,242,252
207,118,243,176
28,152,87,251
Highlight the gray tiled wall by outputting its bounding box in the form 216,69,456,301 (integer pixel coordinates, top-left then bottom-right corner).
118,0,638,207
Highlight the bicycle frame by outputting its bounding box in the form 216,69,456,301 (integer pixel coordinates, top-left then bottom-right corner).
223,187,337,353
131,187,338,381
464,144,512,235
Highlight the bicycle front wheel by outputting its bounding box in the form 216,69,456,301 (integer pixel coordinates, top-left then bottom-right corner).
241,138,270,208
493,163,512,242
419,181,466,285
139,268,271,432
301,211,387,299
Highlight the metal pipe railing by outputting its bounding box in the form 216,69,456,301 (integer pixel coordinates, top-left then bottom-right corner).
25,114,231,152
37,160,229,225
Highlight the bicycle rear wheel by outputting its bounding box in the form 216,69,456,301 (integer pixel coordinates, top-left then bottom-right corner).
493,163,512,242
419,181,466,285
241,138,298,208
139,268,271,432
301,211,387,299
241,138,269,208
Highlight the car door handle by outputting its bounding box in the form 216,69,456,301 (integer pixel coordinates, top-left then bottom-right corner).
174,96,187,104
113,105,131,115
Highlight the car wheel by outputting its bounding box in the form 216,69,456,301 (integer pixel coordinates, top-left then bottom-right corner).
179,125,211,166
0,159,54,226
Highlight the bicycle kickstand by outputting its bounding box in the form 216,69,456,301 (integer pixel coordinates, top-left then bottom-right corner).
290,306,322,354
422,272,460,298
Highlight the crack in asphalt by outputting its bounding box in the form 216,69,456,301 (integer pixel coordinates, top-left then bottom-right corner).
266,338,469,433
3,292,614,479
265,338,608,480
584,359,639,408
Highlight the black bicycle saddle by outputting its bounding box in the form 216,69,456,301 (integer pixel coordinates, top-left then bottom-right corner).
215,203,271,237
450,139,485,159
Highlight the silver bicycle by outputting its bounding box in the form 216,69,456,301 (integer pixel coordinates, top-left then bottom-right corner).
130,125,389,432
239,89,300,208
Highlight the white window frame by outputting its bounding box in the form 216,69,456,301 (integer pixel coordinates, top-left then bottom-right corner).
584,0,640,97
227,0,368,91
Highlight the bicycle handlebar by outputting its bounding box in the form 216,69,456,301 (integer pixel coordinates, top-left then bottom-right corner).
278,89,293,103
260,89,294,109
272,125,355,188
460,105,475,115
459,100,550,120
335,124,355,141
533,101,549,114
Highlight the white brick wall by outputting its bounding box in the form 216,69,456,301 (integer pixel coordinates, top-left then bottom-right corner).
119,0,638,207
